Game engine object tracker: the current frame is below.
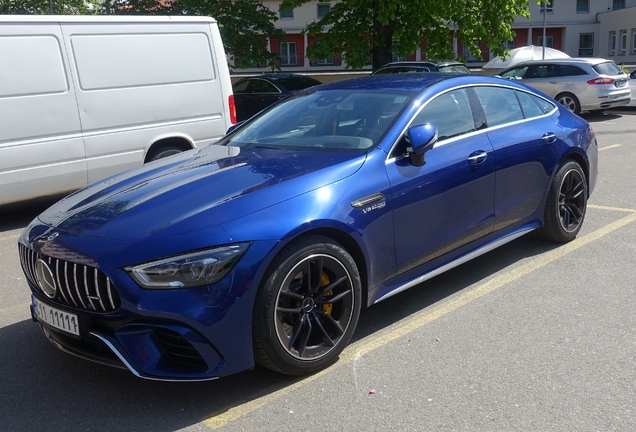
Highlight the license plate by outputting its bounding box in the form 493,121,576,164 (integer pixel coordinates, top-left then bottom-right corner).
32,296,80,336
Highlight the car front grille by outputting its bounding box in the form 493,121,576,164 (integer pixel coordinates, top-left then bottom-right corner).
19,243,121,313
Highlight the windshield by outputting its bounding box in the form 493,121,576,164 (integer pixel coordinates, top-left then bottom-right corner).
224,89,412,151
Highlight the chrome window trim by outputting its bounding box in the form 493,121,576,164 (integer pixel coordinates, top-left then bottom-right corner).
385,83,558,165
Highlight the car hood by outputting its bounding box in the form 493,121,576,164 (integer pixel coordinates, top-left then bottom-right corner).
37,145,366,242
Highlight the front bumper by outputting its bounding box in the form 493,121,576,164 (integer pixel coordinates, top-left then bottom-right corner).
20,221,277,381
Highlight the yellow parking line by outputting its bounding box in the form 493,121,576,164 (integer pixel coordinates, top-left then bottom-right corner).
202,210,636,429
599,144,621,151
588,204,636,213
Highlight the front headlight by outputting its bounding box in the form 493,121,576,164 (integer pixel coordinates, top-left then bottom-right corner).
126,243,251,289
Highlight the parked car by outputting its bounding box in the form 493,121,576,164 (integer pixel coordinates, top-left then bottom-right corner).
499,58,631,114
232,73,321,122
372,61,471,75
0,15,235,206
629,70,636,107
20,74,597,381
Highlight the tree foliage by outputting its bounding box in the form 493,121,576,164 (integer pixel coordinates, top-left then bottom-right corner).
0,0,100,14
281,0,530,70
103,0,285,70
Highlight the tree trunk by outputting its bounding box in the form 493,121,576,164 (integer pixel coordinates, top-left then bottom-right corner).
371,5,396,71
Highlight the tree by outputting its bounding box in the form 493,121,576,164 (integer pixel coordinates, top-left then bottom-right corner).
103,0,285,70
0,0,100,14
280,0,530,70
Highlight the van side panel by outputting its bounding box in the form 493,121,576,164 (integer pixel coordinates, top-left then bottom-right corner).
0,24,87,204
62,23,229,183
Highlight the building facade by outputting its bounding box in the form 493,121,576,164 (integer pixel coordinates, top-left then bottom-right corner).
235,0,636,73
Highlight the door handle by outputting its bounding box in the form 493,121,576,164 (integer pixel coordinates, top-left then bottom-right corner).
468,150,488,165
542,132,557,144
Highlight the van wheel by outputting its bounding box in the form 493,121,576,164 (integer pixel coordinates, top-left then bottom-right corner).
147,146,183,162
556,93,581,115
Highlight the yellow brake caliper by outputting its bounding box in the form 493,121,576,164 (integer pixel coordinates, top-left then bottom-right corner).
321,272,333,315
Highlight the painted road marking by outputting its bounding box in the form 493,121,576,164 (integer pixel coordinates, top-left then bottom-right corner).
599,144,621,151
203,207,636,429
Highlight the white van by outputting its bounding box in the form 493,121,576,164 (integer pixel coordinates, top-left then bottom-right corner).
0,15,236,205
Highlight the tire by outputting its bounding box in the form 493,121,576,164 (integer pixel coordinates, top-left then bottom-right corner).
146,146,183,162
556,93,581,115
537,160,587,242
252,235,362,375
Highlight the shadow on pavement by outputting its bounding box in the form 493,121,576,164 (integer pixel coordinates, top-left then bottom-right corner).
0,234,558,431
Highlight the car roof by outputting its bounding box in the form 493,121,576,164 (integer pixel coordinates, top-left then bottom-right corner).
381,60,465,67
312,73,509,93
505,57,615,69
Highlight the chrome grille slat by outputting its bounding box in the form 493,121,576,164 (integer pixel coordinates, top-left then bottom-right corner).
54,259,69,304
18,244,120,313
83,267,96,311
94,269,106,311
63,261,79,307
106,279,116,310
73,263,87,309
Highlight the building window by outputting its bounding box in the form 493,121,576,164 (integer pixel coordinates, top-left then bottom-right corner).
504,40,515,50
537,35,554,48
609,31,617,55
613,0,625,10
462,40,480,62
633,29,636,54
620,30,627,54
540,0,554,14
280,8,294,19
280,42,297,65
578,33,594,56
576,0,589,13
317,3,330,19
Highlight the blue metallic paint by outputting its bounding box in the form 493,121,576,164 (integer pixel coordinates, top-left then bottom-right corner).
19,74,597,380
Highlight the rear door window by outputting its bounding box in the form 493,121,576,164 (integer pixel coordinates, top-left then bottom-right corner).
474,87,524,127
558,65,588,77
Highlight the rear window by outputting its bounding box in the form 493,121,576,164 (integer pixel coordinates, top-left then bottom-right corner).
592,62,622,76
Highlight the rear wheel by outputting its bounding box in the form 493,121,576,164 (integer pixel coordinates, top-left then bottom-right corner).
146,146,183,162
537,160,587,242
556,93,581,115
252,236,361,375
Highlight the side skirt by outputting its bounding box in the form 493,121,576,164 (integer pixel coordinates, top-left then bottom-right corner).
373,227,536,304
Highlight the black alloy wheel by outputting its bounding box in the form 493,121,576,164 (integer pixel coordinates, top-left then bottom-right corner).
253,236,361,375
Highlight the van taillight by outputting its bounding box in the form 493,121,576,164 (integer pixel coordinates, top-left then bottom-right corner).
229,95,237,124
587,77,614,85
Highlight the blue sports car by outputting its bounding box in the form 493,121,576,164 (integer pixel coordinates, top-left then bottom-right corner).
19,74,597,381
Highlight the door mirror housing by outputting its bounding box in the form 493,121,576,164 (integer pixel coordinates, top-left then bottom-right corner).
407,123,438,167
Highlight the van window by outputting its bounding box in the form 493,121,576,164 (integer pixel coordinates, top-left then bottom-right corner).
71,33,216,90
0,36,67,97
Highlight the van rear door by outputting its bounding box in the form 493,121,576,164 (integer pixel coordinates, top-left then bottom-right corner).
0,22,87,205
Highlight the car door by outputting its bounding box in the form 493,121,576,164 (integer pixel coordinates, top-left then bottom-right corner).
522,64,562,97
386,88,495,275
472,86,561,230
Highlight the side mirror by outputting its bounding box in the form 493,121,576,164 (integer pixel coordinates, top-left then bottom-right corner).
407,123,438,167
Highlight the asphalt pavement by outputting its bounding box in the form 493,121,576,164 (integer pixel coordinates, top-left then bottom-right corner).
1,108,635,431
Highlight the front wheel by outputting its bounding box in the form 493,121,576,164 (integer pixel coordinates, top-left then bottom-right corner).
537,160,587,242
252,236,362,375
